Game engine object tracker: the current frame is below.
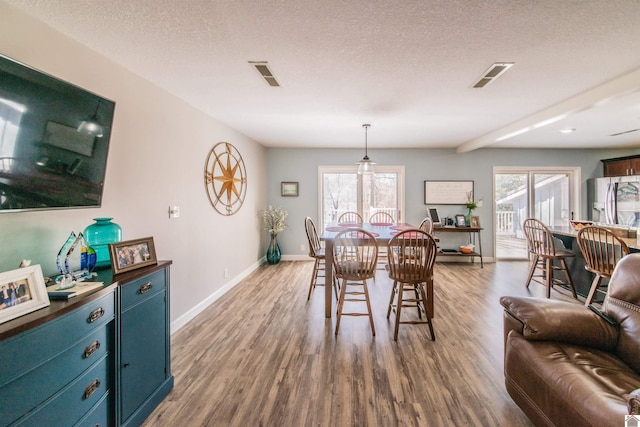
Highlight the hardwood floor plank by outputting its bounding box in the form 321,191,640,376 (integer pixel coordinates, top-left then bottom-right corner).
143,260,580,426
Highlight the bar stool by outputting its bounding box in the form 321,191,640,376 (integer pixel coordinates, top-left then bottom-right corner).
576,225,630,306
333,228,378,336
522,218,577,299
386,229,438,341
304,217,338,301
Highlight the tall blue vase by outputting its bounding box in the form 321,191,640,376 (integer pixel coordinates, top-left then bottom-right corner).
84,218,122,268
266,234,281,265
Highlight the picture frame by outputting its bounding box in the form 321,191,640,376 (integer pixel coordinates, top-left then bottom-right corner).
426,207,441,226
455,214,467,227
109,237,158,275
0,265,50,325
281,181,299,197
470,216,481,228
424,180,474,205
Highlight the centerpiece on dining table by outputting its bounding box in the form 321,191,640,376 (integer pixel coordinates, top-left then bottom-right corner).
263,205,287,264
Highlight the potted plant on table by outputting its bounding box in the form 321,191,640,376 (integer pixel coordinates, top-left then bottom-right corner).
465,192,478,226
263,205,287,264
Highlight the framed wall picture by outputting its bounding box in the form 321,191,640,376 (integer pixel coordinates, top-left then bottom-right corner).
0,265,50,325
281,181,299,197
426,207,441,225
424,180,474,205
109,237,158,274
470,216,481,228
455,214,467,227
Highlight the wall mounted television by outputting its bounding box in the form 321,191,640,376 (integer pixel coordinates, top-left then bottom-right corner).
0,53,115,212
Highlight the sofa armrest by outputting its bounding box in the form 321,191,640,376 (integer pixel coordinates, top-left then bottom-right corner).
629,389,640,415
499,296,618,350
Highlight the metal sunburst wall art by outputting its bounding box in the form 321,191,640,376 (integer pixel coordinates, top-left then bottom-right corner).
204,142,247,216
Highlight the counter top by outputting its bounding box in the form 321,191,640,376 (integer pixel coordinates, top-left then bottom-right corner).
547,225,640,251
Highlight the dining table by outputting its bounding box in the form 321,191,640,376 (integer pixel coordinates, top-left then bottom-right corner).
319,221,416,318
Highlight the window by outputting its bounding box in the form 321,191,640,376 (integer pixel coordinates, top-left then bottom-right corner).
318,166,405,230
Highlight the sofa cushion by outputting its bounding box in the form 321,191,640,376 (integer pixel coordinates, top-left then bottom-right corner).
500,296,618,350
603,254,640,373
505,331,640,427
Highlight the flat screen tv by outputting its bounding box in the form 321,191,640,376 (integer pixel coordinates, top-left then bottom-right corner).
0,53,115,212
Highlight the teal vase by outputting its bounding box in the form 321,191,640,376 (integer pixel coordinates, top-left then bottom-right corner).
266,234,281,265
466,209,473,226
84,218,122,268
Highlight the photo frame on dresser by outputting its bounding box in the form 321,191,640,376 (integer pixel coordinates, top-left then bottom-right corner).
0,265,50,324
109,237,158,274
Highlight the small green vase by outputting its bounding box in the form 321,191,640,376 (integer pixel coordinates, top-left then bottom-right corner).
84,218,122,268
266,234,281,265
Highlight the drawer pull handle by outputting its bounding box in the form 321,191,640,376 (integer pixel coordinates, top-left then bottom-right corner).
87,307,105,323
123,362,131,368
84,340,101,358
139,282,153,294
84,379,100,399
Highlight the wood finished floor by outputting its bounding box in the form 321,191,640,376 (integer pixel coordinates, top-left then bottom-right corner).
142,260,580,427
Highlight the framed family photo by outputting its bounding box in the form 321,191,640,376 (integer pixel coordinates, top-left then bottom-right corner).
0,265,50,325
109,237,158,275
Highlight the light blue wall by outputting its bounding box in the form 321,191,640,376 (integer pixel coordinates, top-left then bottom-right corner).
267,146,640,259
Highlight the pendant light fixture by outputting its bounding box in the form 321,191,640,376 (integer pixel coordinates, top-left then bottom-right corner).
357,123,375,175
77,100,104,138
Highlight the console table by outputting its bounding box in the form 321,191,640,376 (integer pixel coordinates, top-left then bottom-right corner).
0,261,173,427
433,226,484,267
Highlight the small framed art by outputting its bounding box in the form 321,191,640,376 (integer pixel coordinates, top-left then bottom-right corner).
0,265,50,325
470,216,481,228
109,237,158,275
455,215,467,227
281,181,299,197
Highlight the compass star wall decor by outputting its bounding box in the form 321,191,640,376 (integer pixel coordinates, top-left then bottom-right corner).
204,142,247,216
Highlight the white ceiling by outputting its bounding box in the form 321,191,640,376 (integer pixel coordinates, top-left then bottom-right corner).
5,0,640,152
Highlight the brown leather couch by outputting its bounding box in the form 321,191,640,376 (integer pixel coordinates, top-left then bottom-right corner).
500,253,640,427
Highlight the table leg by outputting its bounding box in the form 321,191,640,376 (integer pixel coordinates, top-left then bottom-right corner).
325,239,334,318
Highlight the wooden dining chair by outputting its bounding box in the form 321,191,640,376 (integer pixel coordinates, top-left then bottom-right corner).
576,225,630,306
338,211,363,224
522,218,577,299
386,229,438,341
369,211,395,224
333,228,378,336
304,217,338,301
418,217,434,234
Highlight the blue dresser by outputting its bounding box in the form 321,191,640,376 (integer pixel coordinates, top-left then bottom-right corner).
0,261,173,427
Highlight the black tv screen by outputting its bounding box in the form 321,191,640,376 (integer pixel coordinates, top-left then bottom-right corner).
0,53,115,212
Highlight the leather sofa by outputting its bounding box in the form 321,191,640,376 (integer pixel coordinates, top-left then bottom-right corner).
500,253,640,427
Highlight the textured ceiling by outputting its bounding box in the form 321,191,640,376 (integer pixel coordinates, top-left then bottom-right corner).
4,0,640,151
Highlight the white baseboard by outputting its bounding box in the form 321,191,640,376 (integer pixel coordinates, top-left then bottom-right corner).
170,259,263,334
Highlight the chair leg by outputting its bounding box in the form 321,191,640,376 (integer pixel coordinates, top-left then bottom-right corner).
335,277,347,335
545,258,552,298
559,258,577,298
418,282,435,341
387,281,398,318
362,280,375,336
584,275,603,306
307,258,320,300
393,285,402,341
525,255,539,288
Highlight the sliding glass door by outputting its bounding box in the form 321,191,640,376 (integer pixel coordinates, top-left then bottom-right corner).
494,167,579,260
319,166,404,230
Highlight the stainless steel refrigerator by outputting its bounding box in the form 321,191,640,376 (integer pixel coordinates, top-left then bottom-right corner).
588,176,640,227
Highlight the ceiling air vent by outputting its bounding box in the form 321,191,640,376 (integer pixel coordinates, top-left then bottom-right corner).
249,61,280,87
472,62,514,88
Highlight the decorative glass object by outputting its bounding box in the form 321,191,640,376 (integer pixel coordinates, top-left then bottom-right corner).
64,232,95,280
83,217,122,268
266,234,281,265
56,231,76,274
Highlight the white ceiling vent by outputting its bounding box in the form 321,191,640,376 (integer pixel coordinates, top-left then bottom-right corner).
249,61,280,87
473,62,514,88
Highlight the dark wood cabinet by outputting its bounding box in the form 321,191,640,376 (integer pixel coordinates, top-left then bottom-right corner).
602,155,640,177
